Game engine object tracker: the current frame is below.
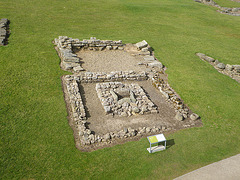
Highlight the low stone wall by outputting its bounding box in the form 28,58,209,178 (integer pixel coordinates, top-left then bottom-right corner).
62,72,172,147
55,47,82,71
63,77,87,122
151,72,199,121
57,37,201,151
96,82,158,117
78,71,148,83
218,7,240,16
54,36,125,73
0,18,10,46
195,0,240,16
196,53,240,83
54,36,123,50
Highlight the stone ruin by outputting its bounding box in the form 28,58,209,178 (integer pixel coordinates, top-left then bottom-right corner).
96,82,158,117
54,37,124,72
53,36,202,151
195,0,240,16
0,18,10,46
196,53,240,83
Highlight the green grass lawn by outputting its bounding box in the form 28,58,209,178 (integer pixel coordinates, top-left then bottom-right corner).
1,0,240,179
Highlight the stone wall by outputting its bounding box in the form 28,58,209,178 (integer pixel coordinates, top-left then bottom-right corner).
54,36,123,50
54,36,125,72
196,53,240,83
151,72,199,121
0,18,10,46
62,73,171,147
96,82,158,117
56,37,201,150
63,78,87,121
77,71,148,83
195,0,240,16
217,7,240,16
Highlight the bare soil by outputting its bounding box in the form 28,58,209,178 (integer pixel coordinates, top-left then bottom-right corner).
76,50,147,72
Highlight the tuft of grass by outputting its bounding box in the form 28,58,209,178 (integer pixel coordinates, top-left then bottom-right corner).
1,0,240,179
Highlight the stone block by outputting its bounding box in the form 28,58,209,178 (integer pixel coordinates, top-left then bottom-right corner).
216,63,225,69
148,61,163,69
144,56,155,61
135,40,148,50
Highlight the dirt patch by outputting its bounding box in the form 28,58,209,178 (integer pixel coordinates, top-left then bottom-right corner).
76,50,146,72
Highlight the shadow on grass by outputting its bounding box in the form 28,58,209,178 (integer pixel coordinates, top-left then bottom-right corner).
166,139,175,149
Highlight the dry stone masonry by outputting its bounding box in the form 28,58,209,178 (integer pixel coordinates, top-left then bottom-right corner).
54,36,124,72
54,37,202,151
0,18,10,46
196,53,240,83
151,72,193,120
77,71,148,83
96,82,158,117
195,0,240,16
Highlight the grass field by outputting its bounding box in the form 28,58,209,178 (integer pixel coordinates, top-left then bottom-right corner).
1,0,240,179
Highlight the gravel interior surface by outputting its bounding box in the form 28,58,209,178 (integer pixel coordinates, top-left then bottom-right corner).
80,80,194,135
77,50,146,72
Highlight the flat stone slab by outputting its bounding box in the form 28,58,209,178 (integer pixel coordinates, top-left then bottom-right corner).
136,40,148,49
147,145,166,153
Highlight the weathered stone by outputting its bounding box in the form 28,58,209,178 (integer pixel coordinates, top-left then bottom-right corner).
196,53,215,62
106,46,113,50
146,127,151,133
233,65,240,72
104,106,111,113
139,127,146,134
144,56,155,61
135,40,148,49
141,47,149,52
190,113,200,121
141,105,148,112
113,46,118,50
73,66,84,72
103,133,111,141
175,112,184,121
216,63,225,69
132,106,140,113
121,111,128,117
225,64,233,71
232,8,238,12
123,128,128,133
99,47,105,51
183,113,188,119
204,56,215,62
214,60,220,65
148,61,163,69
110,90,118,101
130,91,136,103
151,109,158,114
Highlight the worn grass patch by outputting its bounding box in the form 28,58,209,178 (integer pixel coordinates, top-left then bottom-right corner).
1,0,240,179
